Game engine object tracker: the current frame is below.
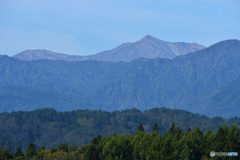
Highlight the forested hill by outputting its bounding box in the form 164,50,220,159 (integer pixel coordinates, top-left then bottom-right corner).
1,107,240,153
1,124,240,160
0,39,240,118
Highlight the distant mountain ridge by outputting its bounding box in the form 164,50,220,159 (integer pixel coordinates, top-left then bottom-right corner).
1,39,240,118
13,35,205,62
12,49,83,61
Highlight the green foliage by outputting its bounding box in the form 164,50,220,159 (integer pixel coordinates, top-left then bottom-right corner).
34,148,45,159
57,144,68,152
92,134,102,145
13,147,23,159
138,124,144,132
102,134,133,160
176,126,183,141
2,123,240,159
213,126,228,152
50,148,57,154
153,122,158,132
0,149,13,160
74,144,89,159
1,107,240,153
168,122,176,135
24,142,36,160
85,144,100,160
68,144,78,152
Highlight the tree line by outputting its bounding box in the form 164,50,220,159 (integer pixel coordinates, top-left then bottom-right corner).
1,122,239,160
1,107,240,153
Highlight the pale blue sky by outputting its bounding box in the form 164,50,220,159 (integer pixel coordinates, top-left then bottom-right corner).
1,0,239,56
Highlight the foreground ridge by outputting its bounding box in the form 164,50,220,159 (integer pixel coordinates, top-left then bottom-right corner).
0,107,240,154
1,122,239,159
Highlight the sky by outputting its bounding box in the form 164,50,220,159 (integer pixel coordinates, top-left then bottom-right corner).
0,0,240,56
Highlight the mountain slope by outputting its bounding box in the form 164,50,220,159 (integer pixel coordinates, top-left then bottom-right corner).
92,35,205,62
1,39,240,118
196,78,240,118
12,35,205,62
0,84,101,112
12,49,87,61
88,35,177,62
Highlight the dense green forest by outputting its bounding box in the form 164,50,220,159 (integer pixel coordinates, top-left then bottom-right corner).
1,107,240,154
1,40,240,118
1,122,239,160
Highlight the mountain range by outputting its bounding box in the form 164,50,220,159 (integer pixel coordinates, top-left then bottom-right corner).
12,35,205,62
0,39,239,118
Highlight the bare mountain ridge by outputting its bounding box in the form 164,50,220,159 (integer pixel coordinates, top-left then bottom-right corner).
13,35,206,62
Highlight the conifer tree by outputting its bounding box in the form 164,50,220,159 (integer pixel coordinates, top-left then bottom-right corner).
161,137,173,159
138,124,144,132
24,142,36,160
153,122,158,132
168,122,176,135
117,137,133,160
92,134,102,145
92,137,99,145
214,126,228,152
97,134,101,142
225,125,239,152
13,147,23,158
57,143,68,152
176,126,183,141
192,126,204,159
85,144,100,160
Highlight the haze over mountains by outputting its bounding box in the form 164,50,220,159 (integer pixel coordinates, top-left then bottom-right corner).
1,39,240,118
13,35,205,62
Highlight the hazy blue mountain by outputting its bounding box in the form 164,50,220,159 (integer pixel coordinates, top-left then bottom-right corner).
12,49,68,61
12,49,86,61
86,35,205,62
1,39,240,118
0,84,93,112
196,78,240,118
12,35,205,62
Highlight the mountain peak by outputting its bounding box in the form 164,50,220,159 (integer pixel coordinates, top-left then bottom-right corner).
144,35,154,38
13,49,71,61
207,39,240,49
141,35,159,41
220,39,240,44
